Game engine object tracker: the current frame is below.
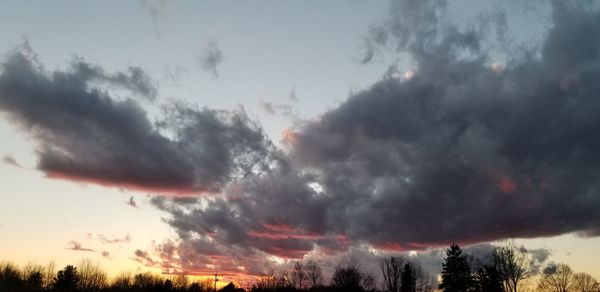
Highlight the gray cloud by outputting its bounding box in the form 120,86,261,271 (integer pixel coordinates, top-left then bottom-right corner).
139,0,169,36
147,0,600,277
65,240,94,252
258,100,297,120
0,50,271,194
1,0,597,280
289,86,299,102
133,249,157,266
127,196,138,208
140,0,168,18
98,234,131,244
1,155,20,167
199,39,224,78
68,58,158,100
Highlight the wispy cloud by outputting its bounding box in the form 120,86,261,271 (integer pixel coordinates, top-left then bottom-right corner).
139,0,169,36
199,39,223,78
98,234,131,244
133,249,157,267
127,196,138,208
1,155,20,167
65,241,94,252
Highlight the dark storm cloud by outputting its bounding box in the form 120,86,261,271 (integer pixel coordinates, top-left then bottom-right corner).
67,59,158,100
199,39,223,78
148,0,600,273
285,0,600,248
0,50,271,194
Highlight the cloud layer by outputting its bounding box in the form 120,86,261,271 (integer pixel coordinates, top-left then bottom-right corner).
147,0,600,276
1,0,599,279
0,49,272,194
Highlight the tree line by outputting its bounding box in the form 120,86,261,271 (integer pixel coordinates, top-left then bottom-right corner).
437,243,599,292
1,243,598,292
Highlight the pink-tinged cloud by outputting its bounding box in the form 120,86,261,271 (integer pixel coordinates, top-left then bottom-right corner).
133,249,157,266
499,178,516,194
0,51,272,196
65,241,94,252
247,224,327,240
98,234,131,244
44,171,200,196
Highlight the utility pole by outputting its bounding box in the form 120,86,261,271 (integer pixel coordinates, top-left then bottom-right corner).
214,273,218,291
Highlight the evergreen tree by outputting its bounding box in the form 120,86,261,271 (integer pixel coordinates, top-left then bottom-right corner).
439,244,474,292
475,264,504,292
53,265,79,291
400,262,416,292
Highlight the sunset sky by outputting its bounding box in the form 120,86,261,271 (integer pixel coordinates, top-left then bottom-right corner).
1,0,600,285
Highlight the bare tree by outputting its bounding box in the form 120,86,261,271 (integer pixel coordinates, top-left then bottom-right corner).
494,242,538,292
133,272,163,289
381,256,405,292
254,269,293,290
77,259,108,291
42,261,56,289
189,278,214,291
173,272,190,290
305,260,324,288
381,256,434,292
0,261,22,290
112,272,133,290
332,261,375,292
362,272,376,292
332,263,363,291
571,272,599,292
414,265,436,292
291,261,307,289
537,263,573,292
22,262,44,290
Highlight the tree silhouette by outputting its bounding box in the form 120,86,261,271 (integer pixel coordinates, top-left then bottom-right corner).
220,282,245,292
381,256,434,292
474,262,504,292
53,265,79,291
77,259,108,291
537,263,573,292
439,244,474,292
572,272,600,292
291,262,306,289
494,242,537,292
399,262,416,292
332,263,366,292
381,256,404,292
22,263,45,291
305,260,323,289
0,262,23,290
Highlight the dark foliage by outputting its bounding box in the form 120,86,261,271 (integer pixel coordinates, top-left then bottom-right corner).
439,244,475,292
54,265,80,292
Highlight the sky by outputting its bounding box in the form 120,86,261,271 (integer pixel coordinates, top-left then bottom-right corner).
1,0,600,286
